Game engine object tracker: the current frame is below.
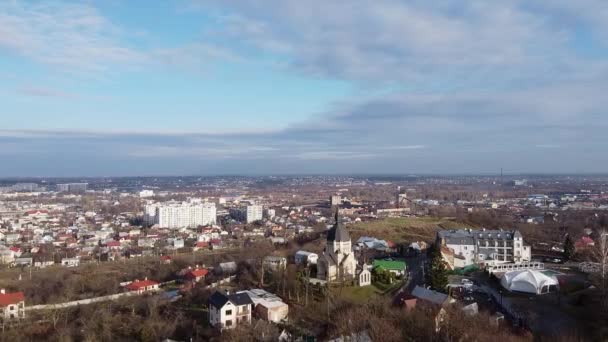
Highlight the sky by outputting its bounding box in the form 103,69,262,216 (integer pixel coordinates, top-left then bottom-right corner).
1,0,608,177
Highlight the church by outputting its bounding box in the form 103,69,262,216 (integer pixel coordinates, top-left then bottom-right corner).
317,211,358,282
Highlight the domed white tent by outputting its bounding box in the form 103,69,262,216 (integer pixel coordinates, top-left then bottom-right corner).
500,270,559,294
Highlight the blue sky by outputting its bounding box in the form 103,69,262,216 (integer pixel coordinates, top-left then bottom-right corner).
1,0,608,176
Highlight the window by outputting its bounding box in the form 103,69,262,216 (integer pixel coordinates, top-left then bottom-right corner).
226,320,232,327
9,305,14,311
226,310,232,315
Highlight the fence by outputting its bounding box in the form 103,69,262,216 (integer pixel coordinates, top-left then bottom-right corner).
204,275,236,289
486,262,544,274
25,291,141,311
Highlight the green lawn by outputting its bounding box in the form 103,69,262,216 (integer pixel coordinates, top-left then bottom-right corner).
333,285,382,304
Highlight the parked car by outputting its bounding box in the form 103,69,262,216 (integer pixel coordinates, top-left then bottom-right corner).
461,279,474,288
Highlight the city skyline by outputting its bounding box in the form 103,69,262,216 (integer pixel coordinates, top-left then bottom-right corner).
2,1,608,176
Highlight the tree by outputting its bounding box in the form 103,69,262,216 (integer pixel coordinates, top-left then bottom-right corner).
592,230,608,308
428,243,448,291
563,234,575,261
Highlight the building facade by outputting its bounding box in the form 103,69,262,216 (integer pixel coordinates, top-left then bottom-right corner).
317,212,357,282
0,289,25,320
436,229,531,268
330,195,342,206
230,205,263,223
209,291,253,330
57,183,88,193
145,202,216,228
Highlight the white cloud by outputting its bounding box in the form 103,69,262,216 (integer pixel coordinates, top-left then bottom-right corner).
198,0,585,87
0,1,147,73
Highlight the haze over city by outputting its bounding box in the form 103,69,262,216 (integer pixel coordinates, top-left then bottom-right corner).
1,1,607,176
4,2,608,341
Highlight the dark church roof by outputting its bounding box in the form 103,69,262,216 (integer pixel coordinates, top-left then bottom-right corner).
327,211,350,242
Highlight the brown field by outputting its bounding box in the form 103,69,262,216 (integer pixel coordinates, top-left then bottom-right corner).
348,216,476,243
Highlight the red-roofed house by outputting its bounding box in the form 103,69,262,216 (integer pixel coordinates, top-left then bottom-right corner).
576,236,595,250
184,268,209,283
193,241,209,251
0,289,25,319
125,279,160,294
160,255,172,264
8,247,22,258
106,240,121,250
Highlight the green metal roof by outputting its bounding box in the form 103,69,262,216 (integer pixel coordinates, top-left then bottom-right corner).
373,259,407,271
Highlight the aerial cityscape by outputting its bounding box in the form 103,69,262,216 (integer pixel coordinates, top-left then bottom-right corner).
1,1,608,341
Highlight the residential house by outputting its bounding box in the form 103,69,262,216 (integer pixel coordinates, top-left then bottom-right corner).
193,241,209,251
218,261,237,275
160,255,172,264
238,289,288,323
125,279,160,294
294,250,318,265
575,236,595,250
13,257,32,267
411,286,451,307
208,291,253,330
184,268,209,283
263,256,287,271
394,292,418,311
0,289,25,320
61,257,80,267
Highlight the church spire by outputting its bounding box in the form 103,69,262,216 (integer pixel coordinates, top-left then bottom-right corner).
327,208,350,242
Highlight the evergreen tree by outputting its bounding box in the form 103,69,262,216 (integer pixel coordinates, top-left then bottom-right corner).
564,234,575,261
427,243,448,291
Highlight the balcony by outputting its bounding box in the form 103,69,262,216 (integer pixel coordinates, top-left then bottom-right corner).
236,309,251,316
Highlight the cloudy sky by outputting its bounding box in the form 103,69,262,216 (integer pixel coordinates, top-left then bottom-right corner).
1,0,607,176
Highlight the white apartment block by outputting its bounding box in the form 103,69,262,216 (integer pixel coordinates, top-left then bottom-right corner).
230,205,263,223
145,202,216,228
437,229,531,268
246,205,263,223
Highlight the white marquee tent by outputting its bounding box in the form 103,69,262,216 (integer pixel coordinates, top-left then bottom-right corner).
500,270,559,295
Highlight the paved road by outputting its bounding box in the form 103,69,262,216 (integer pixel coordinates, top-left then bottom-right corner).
393,254,426,300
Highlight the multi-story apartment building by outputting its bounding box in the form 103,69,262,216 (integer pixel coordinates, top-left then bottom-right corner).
246,205,263,223
436,229,531,268
230,205,263,223
330,195,342,206
145,202,216,228
143,204,158,226
57,183,88,193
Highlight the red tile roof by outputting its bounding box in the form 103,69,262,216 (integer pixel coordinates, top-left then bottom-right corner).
126,279,159,291
0,291,25,307
185,269,209,279
26,210,48,215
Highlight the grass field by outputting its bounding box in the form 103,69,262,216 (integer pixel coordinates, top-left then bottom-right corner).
349,216,475,243
333,284,382,304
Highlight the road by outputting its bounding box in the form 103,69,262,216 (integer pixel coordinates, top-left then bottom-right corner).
393,254,426,300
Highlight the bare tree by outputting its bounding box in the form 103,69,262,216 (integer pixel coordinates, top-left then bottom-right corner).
592,230,608,307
